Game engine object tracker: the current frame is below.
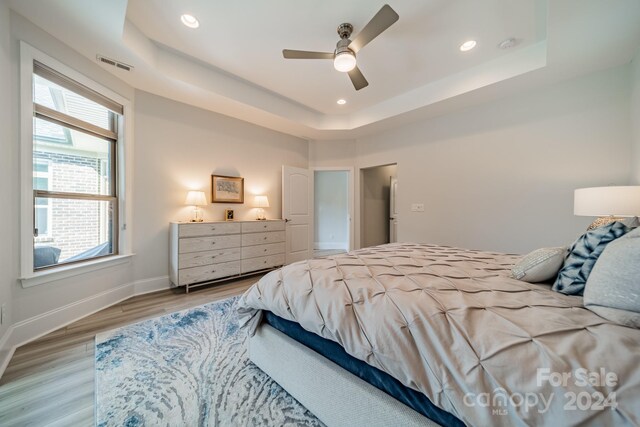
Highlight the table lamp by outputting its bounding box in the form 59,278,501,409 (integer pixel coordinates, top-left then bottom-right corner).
574,186,640,230
185,191,207,222
254,195,269,220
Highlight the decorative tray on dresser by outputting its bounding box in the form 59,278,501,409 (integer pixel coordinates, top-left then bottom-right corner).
169,219,285,292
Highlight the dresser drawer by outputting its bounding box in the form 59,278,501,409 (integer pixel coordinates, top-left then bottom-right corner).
242,231,285,246
179,261,241,286
178,248,241,268
242,221,285,233
241,242,285,259
179,222,241,238
179,234,241,254
241,254,285,274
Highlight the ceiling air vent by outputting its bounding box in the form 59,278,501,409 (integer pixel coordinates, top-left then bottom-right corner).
96,55,133,72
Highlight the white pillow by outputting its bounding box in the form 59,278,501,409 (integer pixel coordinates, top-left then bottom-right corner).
621,216,640,228
511,247,567,283
584,227,640,328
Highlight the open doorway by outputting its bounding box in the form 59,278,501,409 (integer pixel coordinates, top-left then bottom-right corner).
360,164,398,248
313,169,353,257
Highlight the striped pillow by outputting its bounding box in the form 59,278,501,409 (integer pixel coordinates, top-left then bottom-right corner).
553,221,632,296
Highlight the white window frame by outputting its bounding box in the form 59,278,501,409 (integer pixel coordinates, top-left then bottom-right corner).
33,159,52,241
19,42,134,288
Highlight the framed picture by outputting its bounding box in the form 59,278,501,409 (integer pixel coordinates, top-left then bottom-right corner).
224,209,234,221
211,175,244,203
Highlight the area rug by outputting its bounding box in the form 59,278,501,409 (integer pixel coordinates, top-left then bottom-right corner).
95,296,322,426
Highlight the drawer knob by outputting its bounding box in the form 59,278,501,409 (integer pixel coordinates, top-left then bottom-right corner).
211,256,216,259
212,242,216,245
264,260,267,263
264,237,267,240
211,270,216,273
264,249,267,252
211,227,216,230
264,225,267,228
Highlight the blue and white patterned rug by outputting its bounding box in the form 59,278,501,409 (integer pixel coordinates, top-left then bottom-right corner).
95,296,322,426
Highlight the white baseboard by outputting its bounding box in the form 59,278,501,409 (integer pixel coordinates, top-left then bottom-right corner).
314,242,348,250
0,275,172,379
133,276,172,295
0,326,16,379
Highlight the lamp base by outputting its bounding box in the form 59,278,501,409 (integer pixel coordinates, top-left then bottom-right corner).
191,207,204,223
587,216,623,231
255,207,266,221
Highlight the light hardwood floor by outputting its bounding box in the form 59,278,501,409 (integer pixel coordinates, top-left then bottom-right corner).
0,277,257,427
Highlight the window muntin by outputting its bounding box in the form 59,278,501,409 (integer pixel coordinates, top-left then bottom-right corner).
32,61,121,270
33,160,52,240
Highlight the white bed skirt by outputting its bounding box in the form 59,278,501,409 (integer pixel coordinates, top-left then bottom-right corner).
248,324,440,427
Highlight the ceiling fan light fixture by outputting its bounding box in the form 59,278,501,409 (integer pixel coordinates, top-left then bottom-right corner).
334,51,356,72
181,14,200,29
281,4,398,90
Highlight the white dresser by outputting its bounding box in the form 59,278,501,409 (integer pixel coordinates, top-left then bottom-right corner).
169,220,285,292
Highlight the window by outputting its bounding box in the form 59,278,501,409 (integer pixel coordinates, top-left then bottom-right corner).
32,61,123,270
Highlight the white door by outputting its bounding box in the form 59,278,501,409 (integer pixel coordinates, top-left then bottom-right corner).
282,165,313,263
389,177,398,243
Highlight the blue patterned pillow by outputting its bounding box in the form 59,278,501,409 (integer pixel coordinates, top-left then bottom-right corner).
553,221,632,296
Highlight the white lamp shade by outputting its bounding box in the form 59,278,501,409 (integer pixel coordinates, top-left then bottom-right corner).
574,186,640,217
254,195,270,208
185,191,207,206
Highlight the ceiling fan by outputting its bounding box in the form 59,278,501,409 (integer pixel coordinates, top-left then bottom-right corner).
282,4,399,91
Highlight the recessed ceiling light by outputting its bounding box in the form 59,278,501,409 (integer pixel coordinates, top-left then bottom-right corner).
459,40,477,52
337,99,347,105
181,14,200,29
498,38,517,50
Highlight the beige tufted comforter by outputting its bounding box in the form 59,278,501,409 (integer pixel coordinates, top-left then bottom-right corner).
237,243,640,426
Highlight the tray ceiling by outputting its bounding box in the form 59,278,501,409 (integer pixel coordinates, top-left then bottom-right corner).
7,0,640,139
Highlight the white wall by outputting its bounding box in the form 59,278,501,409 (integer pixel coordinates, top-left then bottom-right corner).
0,0,14,350
631,46,640,184
132,91,307,282
354,65,633,254
361,165,397,248
314,171,349,250
309,139,356,168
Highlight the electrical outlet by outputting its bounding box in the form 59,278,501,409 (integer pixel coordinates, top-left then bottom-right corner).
411,203,425,212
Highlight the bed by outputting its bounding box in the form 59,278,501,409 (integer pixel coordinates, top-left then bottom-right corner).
237,243,640,426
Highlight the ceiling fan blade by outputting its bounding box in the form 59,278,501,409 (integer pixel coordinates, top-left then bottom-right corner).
348,4,399,53
348,66,369,90
283,49,334,60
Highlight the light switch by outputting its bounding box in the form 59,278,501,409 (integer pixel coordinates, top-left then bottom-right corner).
411,203,425,212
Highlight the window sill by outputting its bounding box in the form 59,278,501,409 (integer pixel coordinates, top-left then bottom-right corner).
20,253,134,288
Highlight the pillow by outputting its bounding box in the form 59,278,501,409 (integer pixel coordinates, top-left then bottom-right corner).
584,227,640,328
34,245,61,268
511,247,567,283
552,221,632,296
621,216,640,228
